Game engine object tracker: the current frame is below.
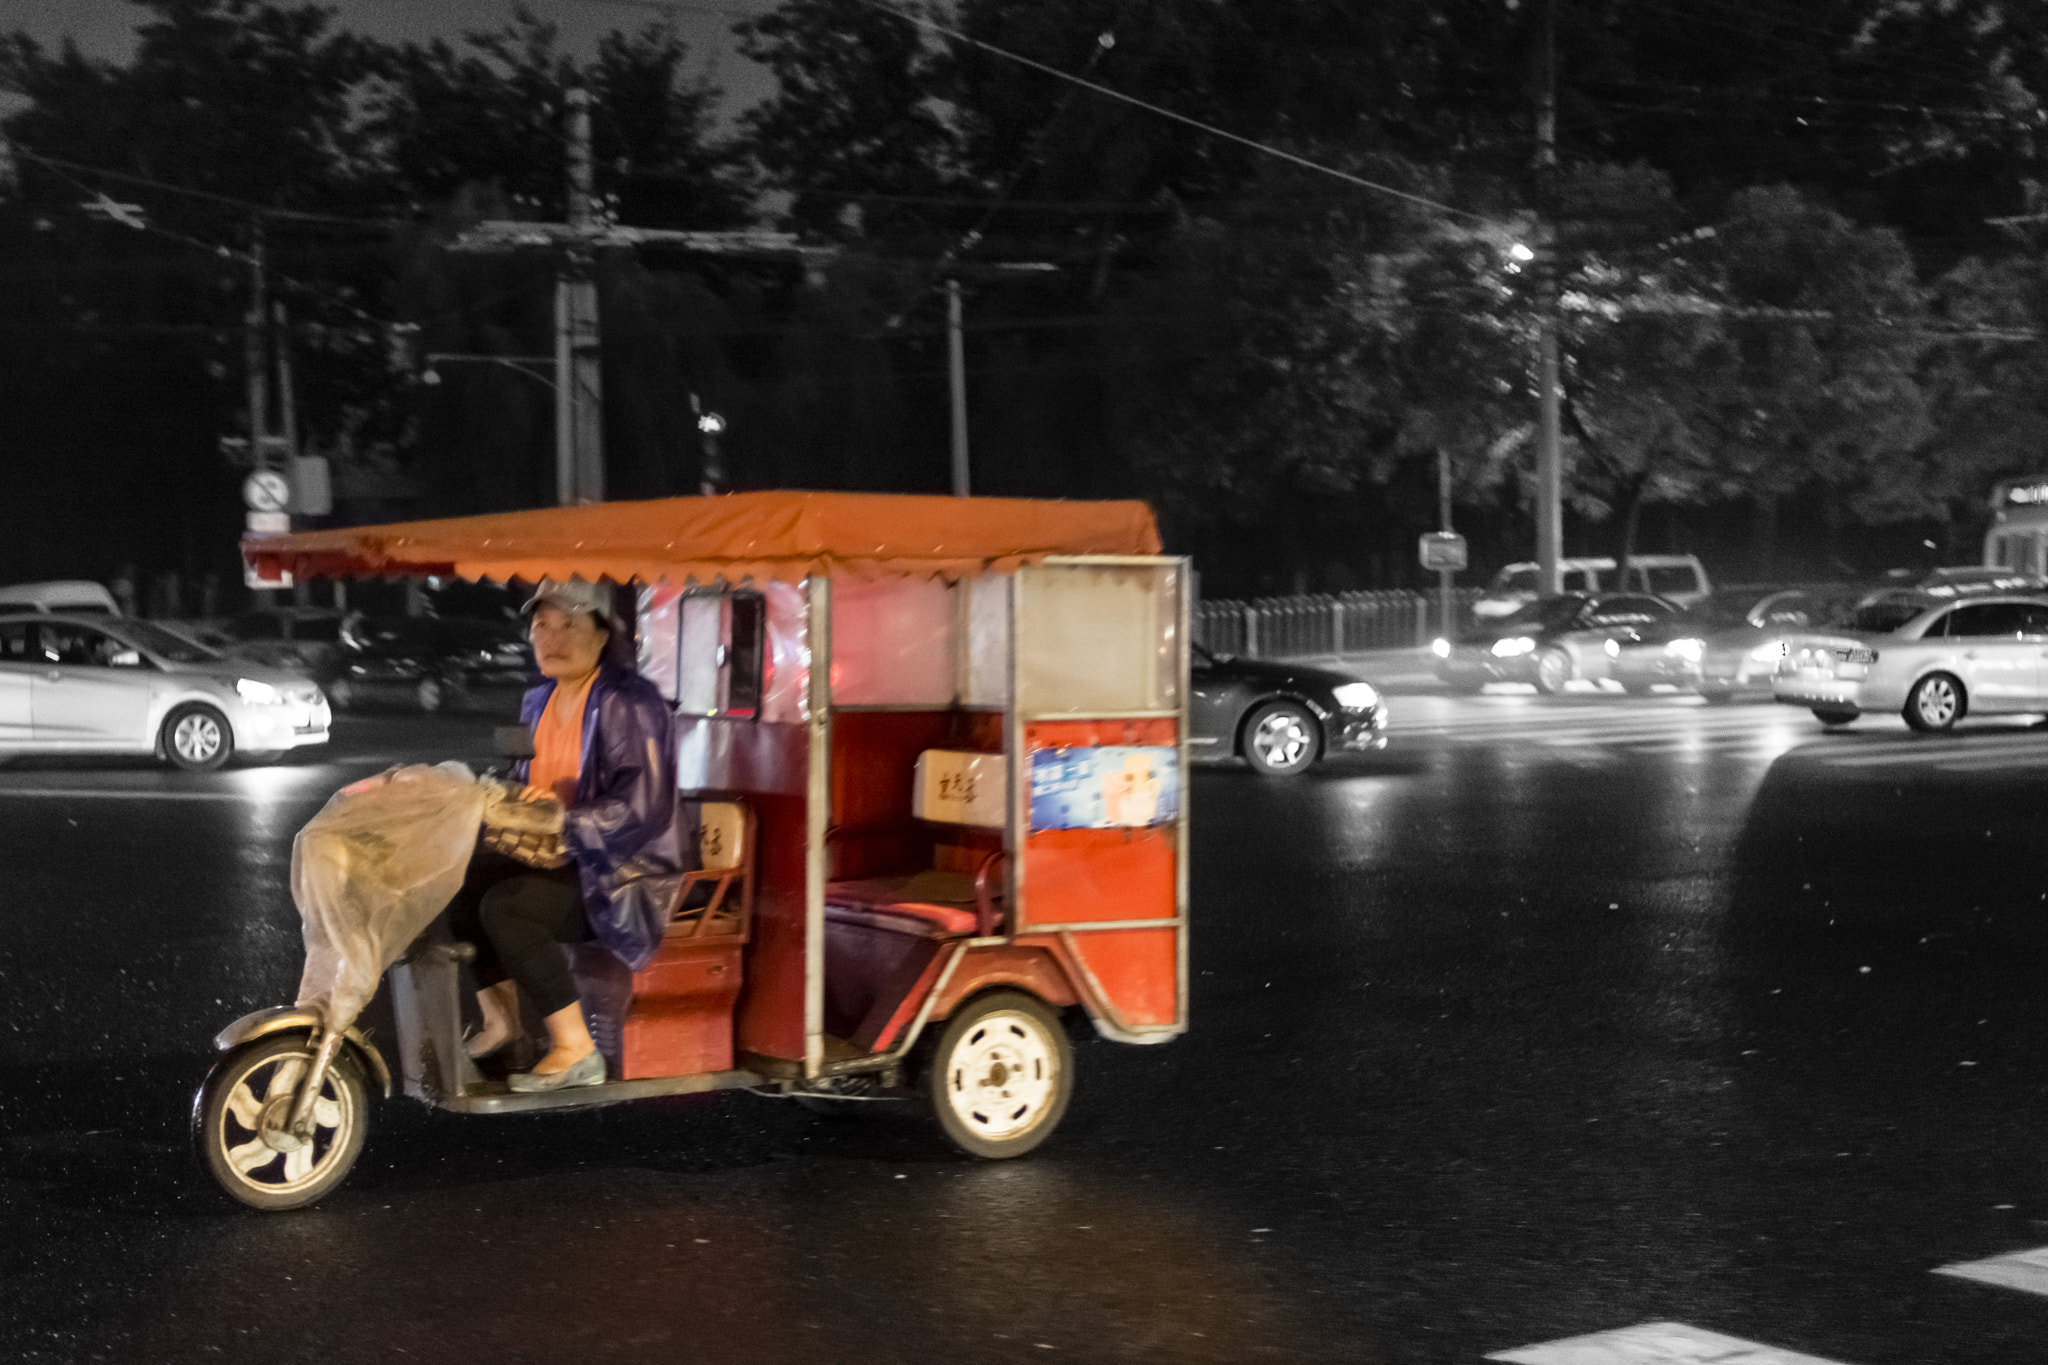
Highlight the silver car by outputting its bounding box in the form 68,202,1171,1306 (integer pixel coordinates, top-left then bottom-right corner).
0,613,330,770
1772,594,2048,731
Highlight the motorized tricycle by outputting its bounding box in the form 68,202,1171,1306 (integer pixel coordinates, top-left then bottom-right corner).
196,491,1190,1210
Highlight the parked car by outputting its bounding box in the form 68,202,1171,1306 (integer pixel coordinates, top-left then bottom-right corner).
1909,566,2048,598
1610,587,1865,701
1471,555,1710,620
326,613,533,713
0,613,328,769
1436,592,1680,694
206,606,347,673
0,580,121,615
1189,643,1386,775
1773,593,2048,730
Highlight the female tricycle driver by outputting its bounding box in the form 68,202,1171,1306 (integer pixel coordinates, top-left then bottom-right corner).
447,579,684,1092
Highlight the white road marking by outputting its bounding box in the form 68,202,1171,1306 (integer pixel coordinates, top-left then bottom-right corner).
1934,1245,2048,1296
1823,740,2048,770
1488,1321,1857,1364
1385,697,2048,772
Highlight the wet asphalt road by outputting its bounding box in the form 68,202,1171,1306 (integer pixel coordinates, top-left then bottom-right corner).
8,695,2048,1363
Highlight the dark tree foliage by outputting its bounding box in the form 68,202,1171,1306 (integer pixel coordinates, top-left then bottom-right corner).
4,0,2048,596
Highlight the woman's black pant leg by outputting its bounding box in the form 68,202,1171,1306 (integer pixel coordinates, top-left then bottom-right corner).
478,871,586,1017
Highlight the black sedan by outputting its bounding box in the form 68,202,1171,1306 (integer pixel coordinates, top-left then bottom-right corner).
1189,643,1387,775
1434,592,1677,694
326,614,533,714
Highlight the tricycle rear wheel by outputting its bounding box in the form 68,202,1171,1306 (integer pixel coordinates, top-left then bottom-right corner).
193,1034,368,1211
926,991,1071,1159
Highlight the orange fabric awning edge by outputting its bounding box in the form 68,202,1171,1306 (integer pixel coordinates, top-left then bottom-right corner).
241,490,1163,586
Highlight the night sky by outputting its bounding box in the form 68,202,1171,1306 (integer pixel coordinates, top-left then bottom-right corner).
4,0,778,118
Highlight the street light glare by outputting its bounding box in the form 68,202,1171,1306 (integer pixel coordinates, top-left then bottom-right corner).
698,413,726,435
1509,243,1536,262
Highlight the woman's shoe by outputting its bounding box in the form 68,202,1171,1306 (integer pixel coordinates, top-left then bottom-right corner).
507,1049,606,1093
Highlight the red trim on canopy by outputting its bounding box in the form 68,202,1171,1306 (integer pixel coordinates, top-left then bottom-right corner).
241,490,1162,585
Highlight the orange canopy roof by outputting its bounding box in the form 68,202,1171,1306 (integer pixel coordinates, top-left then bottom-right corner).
242,490,1162,585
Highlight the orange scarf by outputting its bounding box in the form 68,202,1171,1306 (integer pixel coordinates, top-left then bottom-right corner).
528,673,596,806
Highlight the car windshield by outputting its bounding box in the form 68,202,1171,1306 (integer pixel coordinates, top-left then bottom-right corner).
115,620,220,663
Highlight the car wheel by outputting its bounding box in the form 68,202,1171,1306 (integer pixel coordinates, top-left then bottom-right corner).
1533,647,1573,695
326,679,354,711
1904,673,1964,732
1811,707,1859,727
194,1034,369,1211
160,704,233,772
925,991,1072,1160
1698,685,1734,705
1241,701,1319,775
1620,682,1655,696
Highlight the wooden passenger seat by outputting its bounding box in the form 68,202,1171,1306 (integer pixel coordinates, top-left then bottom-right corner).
606,798,754,1080
824,750,1006,939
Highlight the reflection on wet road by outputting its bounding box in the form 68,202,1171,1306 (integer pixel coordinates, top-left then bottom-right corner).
7,703,2048,1362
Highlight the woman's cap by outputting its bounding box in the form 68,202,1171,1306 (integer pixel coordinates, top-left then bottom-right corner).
520,578,612,627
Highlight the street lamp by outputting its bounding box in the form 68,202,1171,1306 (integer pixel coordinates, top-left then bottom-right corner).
692,394,726,496
420,351,558,391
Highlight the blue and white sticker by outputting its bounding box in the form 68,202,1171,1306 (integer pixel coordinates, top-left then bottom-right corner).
1029,746,1180,830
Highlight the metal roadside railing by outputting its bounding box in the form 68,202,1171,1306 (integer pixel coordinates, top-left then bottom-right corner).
1194,588,1486,660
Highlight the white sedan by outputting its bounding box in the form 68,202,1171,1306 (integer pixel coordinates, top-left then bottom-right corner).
1772,594,2048,730
0,613,330,769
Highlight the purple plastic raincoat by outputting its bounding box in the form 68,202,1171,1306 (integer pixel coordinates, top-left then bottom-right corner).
517,663,683,971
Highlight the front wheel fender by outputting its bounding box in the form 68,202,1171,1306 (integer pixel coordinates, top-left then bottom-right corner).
213,1007,392,1098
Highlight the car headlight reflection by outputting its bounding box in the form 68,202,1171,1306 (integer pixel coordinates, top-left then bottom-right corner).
236,678,286,706
1332,681,1380,710
1664,637,1704,663
1749,641,1784,662
1430,637,1451,658
1491,636,1537,658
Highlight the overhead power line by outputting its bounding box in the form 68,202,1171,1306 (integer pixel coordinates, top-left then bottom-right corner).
10,147,396,227
842,0,1490,225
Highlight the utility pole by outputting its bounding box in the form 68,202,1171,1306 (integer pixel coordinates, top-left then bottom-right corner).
1437,447,1456,638
947,277,970,497
1533,0,1565,596
245,216,271,485
556,85,604,506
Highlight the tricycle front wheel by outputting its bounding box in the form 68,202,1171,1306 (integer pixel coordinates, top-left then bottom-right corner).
193,1034,369,1211
927,991,1072,1159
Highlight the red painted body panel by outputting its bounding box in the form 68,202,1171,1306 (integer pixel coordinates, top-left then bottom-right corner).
1057,928,1180,1028
1020,826,1175,930
1025,717,1178,750
675,719,809,1064
622,936,744,1078
925,946,1080,1029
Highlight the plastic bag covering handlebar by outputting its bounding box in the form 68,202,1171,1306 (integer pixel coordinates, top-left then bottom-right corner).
241,490,1161,588
292,763,543,1033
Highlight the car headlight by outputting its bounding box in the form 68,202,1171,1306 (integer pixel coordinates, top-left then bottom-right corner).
1491,636,1537,658
1332,681,1380,710
1749,641,1784,662
236,678,286,706
1430,637,1451,659
1664,637,1704,663
1604,638,1621,658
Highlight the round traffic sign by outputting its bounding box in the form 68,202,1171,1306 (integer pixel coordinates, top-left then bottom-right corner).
243,470,290,513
